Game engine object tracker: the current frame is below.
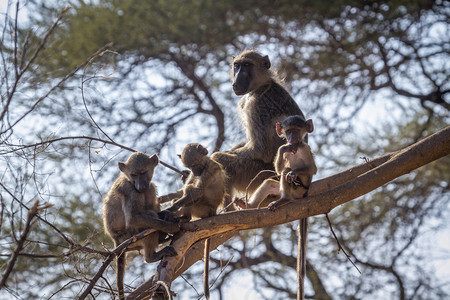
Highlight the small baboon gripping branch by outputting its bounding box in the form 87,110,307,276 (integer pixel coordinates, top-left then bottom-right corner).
126,126,449,299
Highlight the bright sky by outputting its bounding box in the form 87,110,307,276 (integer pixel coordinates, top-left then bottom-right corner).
1,1,448,299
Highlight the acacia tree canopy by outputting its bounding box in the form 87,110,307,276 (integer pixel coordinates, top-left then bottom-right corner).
0,0,449,299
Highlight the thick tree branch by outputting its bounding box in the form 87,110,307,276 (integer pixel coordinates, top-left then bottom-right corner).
127,126,449,299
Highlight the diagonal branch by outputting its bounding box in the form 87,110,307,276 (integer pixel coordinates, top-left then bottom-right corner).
0,200,51,288
127,126,449,298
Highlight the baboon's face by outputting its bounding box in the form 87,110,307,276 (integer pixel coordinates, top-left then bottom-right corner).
284,128,303,144
232,60,253,96
231,52,271,95
279,116,314,144
189,163,205,177
129,169,152,193
118,153,158,193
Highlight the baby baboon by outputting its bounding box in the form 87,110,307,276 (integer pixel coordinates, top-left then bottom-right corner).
165,143,226,300
273,115,316,300
271,115,316,210
211,50,305,201
234,115,316,209
102,152,178,300
237,115,316,300
166,143,226,220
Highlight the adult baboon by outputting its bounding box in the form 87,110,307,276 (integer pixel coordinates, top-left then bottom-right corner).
211,50,305,200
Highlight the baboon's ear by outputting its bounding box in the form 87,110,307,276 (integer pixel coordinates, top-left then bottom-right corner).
263,55,271,69
276,122,283,137
197,144,208,155
305,119,314,133
149,154,159,165
118,162,127,173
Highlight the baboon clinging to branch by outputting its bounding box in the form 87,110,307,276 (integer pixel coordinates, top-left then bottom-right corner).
102,152,179,300
234,115,317,210
165,143,226,220
272,115,316,300
211,50,305,200
164,143,227,300
236,115,317,300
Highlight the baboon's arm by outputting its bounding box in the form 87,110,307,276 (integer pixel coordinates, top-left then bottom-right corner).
158,190,184,204
167,186,203,211
124,205,179,234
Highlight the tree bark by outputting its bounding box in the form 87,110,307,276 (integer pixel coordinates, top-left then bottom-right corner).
127,126,450,299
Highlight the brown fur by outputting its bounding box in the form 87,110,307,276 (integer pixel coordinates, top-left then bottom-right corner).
166,143,227,299
236,116,316,300
167,143,226,220
102,152,177,299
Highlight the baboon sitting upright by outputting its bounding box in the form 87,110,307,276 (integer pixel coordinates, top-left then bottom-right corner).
102,152,178,300
164,143,227,300
166,143,226,220
211,50,305,200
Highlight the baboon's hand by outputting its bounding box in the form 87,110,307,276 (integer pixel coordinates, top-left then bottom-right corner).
268,198,291,211
158,210,178,223
181,169,191,184
286,171,298,184
232,197,247,209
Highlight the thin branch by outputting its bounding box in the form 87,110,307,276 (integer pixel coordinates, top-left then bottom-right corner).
1,7,71,124
13,1,19,81
2,135,185,176
0,200,50,288
78,228,159,300
81,62,116,143
1,42,113,135
0,182,108,257
325,214,361,274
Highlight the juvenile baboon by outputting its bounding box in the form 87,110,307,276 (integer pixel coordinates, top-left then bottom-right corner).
166,143,226,220
236,115,316,300
165,143,226,300
102,152,178,300
211,50,305,201
233,115,316,209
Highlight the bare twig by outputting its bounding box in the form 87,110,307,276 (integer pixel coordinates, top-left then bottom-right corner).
244,169,277,209
1,42,113,135
2,135,185,176
81,62,116,143
325,214,361,274
1,7,71,124
0,182,108,257
78,227,160,300
0,200,48,288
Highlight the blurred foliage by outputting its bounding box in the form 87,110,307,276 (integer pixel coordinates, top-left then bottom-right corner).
1,0,448,299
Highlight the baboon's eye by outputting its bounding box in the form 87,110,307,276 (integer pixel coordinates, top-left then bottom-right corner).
141,171,147,176
243,62,250,67
131,174,137,179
